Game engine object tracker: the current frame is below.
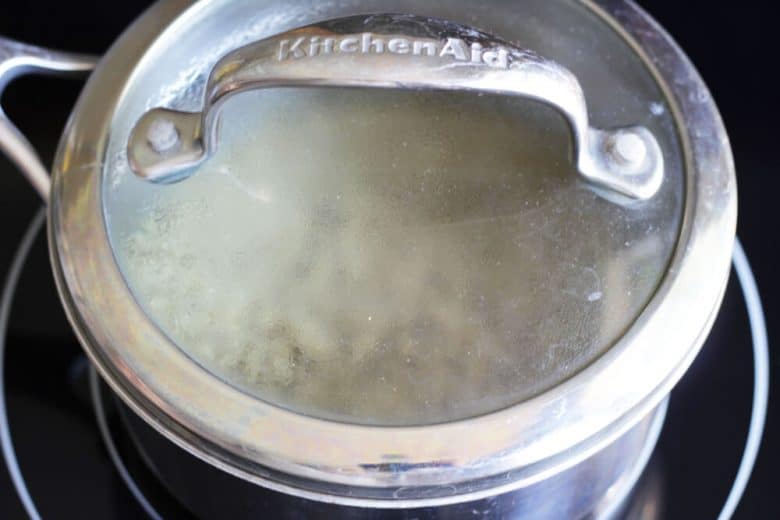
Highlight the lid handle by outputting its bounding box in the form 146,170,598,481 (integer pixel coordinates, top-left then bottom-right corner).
127,14,664,200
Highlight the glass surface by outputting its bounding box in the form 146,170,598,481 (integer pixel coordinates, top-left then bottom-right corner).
103,0,685,426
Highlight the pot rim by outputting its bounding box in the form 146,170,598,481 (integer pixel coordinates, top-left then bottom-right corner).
48,0,736,506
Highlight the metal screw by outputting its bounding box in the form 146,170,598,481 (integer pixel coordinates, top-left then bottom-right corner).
606,131,647,173
146,118,180,153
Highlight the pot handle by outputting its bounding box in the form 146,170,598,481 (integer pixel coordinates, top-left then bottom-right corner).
127,14,664,200
0,37,98,201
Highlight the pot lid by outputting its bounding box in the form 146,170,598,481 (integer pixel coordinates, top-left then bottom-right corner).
116,84,677,427
108,11,681,428
50,0,735,504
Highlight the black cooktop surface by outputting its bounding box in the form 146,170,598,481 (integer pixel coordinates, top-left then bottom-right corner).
0,1,777,519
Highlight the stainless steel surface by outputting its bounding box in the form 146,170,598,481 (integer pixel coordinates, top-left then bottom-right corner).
39,0,735,509
0,37,97,201
127,14,663,201
119,395,668,519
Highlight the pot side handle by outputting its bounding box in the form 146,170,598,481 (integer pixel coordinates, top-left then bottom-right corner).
127,14,664,201
0,36,98,202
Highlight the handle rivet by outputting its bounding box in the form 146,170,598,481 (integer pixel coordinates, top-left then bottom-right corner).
147,118,180,153
607,131,647,170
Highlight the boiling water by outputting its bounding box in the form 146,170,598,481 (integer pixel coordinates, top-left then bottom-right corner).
115,87,622,425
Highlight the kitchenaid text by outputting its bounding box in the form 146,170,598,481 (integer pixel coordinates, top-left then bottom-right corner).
278,33,511,69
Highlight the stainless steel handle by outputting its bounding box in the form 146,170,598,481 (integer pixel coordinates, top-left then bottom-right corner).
128,14,664,200
0,37,98,201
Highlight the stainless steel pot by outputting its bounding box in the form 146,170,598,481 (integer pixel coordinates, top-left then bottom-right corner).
0,1,735,518
115,394,667,518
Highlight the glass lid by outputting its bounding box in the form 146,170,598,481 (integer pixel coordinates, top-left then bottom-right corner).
102,1,684,427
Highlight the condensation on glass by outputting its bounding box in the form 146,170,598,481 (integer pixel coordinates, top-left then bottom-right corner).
103,0,684,426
